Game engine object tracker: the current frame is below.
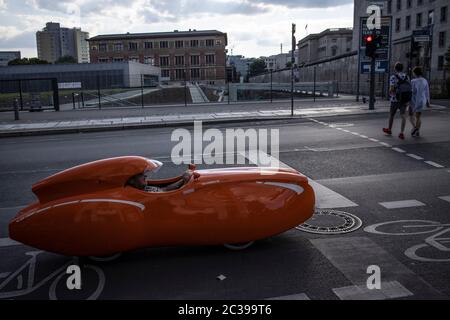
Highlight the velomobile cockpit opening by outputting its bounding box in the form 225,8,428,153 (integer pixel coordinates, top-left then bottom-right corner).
126,160,193,193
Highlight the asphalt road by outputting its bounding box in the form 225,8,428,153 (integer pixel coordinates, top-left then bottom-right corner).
0,107,449,300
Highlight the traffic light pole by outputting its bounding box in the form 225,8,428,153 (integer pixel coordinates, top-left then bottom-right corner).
369,56,376,110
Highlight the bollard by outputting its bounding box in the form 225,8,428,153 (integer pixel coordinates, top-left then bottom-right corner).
13,98,19,121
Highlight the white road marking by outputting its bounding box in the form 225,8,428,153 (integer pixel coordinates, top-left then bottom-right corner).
311,236,443,299
244,150,358,209
392,147,406,153
379,200,426,209
0,237,21,247
438,196,450,203
369,138,379,142
424,161,444,168
406,154,424,160
359,135,368,138
379,142,392,147
267,293,310,300
333,281,413,300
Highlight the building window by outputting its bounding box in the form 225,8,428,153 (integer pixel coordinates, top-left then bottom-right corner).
396,0,401,11
407,0,411,8
441,6,448,23
190,40,199,47
438,56,444,71
387,0,392,14
418,0,423,5
175,55,185,66
428,10,434,25
205,54,215,65
416,13,422,27
160,41,169,49
161,69,170,78
175,69,185,80
144,42,153,49
113,57,124,62
175,40,184,48
206,39,214,47
190,68,200,79
406,15,411,30
99,44,108,52
396,18,401,32
98,58,109,63
129,56,139,62
190,55,200,66
144,56,154,65
159,56,169,66
128,42,138,51
215,40,222,46
439,31,446,48
114,43,123,51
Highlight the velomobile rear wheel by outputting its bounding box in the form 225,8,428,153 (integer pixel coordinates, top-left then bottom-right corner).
223,241,254,250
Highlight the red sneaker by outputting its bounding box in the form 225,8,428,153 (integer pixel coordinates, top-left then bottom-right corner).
399,133,405,140
383,128,392,135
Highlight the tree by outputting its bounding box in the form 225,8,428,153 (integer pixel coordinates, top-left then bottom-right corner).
56,55,77,64
8,57,49,65
248,58,267,77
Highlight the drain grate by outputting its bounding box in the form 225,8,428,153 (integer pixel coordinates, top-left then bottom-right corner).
296,209,362,235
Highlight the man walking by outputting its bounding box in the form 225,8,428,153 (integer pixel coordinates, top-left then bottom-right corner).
383,62,412,140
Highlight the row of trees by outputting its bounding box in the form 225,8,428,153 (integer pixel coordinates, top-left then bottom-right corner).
8,55,78,66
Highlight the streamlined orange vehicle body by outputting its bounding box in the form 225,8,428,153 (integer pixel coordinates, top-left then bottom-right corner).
9,156,315,256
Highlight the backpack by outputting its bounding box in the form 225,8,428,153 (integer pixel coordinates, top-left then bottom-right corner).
395,74,412,103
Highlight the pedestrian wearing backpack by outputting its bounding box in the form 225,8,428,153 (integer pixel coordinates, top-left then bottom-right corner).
383,62,412,140
409,66,430,137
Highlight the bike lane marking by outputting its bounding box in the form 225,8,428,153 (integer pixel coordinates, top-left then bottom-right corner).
379,200,426,210
332,281,413,300
310,236,445,299
243,150,358,209
307,118,447,171
266,293,311,300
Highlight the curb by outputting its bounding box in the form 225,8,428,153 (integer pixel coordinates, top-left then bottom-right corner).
0,108,395,138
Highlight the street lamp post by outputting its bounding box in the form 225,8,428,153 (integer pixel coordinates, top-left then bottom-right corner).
291,23,296,117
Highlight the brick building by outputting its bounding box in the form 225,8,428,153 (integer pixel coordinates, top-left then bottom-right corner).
88,29,227,84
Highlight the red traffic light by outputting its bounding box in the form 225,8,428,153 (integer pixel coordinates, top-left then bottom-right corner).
366,36,373,42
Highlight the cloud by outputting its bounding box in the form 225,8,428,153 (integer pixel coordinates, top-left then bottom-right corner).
248,0,352,8
0,30,36,48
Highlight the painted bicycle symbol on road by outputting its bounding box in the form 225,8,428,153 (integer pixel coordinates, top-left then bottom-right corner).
0,251,105,299
365,220,450,262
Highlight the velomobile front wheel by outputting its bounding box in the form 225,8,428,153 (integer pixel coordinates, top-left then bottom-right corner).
223,241,254,250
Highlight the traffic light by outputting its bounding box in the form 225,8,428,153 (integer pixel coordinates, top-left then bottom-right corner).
365,34,376,58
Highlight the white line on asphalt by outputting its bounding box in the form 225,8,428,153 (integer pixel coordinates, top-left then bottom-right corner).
342,129,350,133
392,147,406,153
310,236,442,299
379,200,426,209
379,142,392,147
332,281,413,300
369,138,379,142
406,154,424,160
243,150,358,209
0,237,21,247
359,135,368,138
424,161,445,168
266,293,310,300
438,196,450,203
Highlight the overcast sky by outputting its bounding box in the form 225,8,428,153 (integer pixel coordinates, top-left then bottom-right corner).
0,0,354,59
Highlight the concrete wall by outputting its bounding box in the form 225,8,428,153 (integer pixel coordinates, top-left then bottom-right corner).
250,51,389,97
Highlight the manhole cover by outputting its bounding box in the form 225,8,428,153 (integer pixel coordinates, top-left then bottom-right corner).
295,210,362,234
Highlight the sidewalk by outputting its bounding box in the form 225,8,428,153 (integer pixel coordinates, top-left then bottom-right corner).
0,99,396,137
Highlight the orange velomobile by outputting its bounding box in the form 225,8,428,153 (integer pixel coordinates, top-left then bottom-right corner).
9,156,315,257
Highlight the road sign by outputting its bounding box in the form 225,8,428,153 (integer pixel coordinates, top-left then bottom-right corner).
359,16,391,74
360,60,389,74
